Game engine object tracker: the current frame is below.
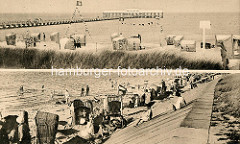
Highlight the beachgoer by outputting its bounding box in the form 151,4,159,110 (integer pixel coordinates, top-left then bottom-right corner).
17,112,31,144
173,80,180,96
86,85,90,96
41,85,45,93
43,32,46,41
145,89,151,105
65,89,70,104
134,95,140,108
136,105,152,126
19,85,24,97
73,117,95,140
161,80,166,96
50,91,54,100
81,88,85,97
138,34,142,43
189,75,194,89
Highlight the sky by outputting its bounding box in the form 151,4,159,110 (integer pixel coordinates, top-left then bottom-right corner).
0,0,239,14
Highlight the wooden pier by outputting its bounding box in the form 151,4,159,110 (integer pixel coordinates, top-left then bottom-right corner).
0,17,133,30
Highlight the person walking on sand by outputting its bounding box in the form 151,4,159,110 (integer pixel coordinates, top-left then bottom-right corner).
81,87,85,97
86,85,90,96
19,85,24,97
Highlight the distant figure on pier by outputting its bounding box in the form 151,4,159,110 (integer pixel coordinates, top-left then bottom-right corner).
86,85,90,96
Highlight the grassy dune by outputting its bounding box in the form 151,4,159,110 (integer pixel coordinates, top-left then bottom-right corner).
214,74,240,117
0,48,223,69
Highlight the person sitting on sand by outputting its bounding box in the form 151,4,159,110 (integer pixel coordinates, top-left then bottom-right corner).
136,104,152,126
73,116,95,140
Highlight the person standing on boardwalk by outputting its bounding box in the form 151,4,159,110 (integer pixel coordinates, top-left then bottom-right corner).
160,80,166,96
145,89,151,105
189,75,194,89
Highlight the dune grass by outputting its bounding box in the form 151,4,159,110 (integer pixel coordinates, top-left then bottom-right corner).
214,74,240,118
0,47,223,69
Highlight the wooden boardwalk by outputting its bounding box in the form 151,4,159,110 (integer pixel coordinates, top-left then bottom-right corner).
104,79,218,144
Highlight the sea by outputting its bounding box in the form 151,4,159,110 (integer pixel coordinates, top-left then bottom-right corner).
0,12,239,43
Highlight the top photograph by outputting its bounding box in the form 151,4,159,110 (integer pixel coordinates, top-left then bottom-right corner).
0,0,239,70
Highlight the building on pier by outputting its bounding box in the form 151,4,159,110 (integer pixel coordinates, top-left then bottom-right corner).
103,9,163,19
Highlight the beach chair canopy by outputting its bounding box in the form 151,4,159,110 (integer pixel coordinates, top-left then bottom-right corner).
50,32,60,43
60,38,75,50
30,33,41,42
215,35,233,58
111,33,120,41
5,33,16,45
70,34,86,45
72,99,93,125
112,35,127,50
180,40,196,52
173,35,184,46
165,35,176,45
127,38,141,51
35,111,59,144
233,35,240,40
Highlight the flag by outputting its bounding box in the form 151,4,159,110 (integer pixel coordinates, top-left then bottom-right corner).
118,84,127,94
76,1,82,6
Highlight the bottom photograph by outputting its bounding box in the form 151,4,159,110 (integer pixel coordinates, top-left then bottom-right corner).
0,71,239,144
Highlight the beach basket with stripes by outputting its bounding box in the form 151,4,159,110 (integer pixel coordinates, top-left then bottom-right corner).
35,111,59,144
